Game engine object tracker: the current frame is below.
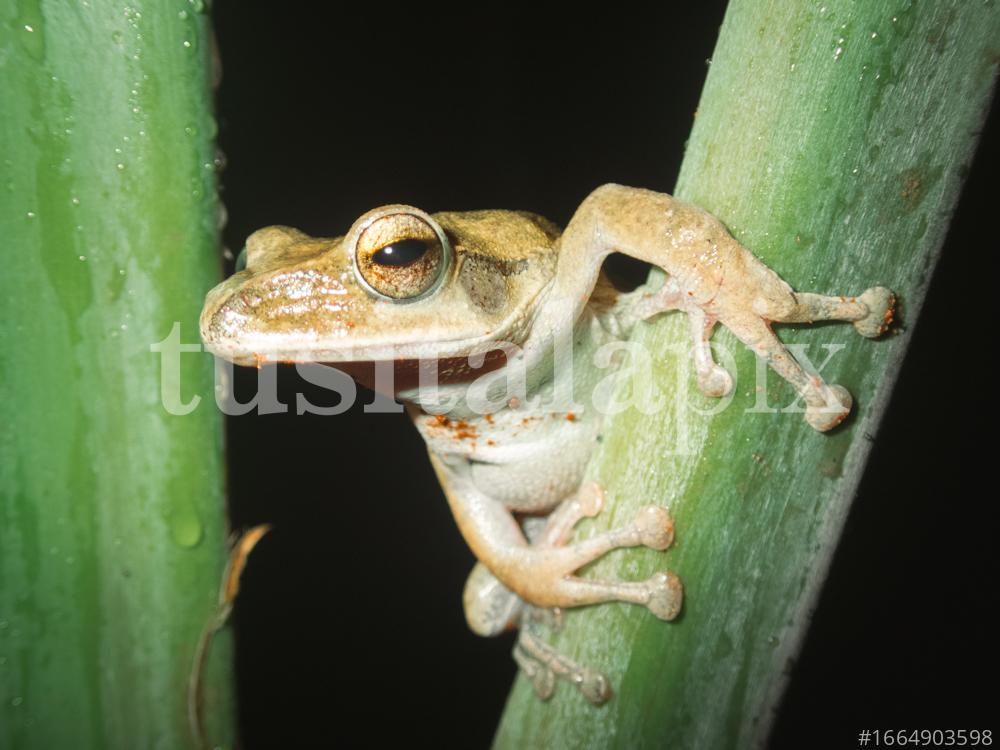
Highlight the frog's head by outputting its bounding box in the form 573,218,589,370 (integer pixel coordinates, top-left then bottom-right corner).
200,205,560,370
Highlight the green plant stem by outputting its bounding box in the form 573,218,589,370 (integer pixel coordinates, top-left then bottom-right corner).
0,2,230,748
494,2,998,748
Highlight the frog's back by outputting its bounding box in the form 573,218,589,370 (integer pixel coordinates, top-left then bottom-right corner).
432,209,560,261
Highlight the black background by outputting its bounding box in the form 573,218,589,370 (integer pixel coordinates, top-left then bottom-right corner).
212,3,996,748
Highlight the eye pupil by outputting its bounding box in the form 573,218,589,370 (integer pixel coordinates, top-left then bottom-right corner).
372,238,428,266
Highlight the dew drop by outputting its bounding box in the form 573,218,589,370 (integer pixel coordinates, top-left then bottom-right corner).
170,511,204,548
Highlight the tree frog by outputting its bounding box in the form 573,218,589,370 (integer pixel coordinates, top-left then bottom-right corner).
200,184,894,703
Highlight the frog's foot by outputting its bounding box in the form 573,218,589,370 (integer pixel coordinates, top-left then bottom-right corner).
514,628,611,705
853,287,897,338
721,314,857,432
512,644,556,700
804,383,852,433
533,504,682,620
766,288,896,339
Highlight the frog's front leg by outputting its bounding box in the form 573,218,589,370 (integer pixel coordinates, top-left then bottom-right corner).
559,184,896,432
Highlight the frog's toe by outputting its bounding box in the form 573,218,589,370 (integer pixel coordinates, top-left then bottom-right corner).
529,665,557,700
634,506,675,551
576,481,606,518
513,645,556,700
697,365,734,398
515,629,612,703
804,384,852,432
853,286,896,338
645,571,683,621
577,668,612,705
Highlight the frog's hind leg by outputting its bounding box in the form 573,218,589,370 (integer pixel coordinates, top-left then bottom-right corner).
514,626,611,704
463,562,523,637
720,313,853,432
510,482,680,702
773,287,897,339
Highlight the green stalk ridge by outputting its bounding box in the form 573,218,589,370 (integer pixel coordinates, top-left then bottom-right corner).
494,2,998,748
1,1,231,748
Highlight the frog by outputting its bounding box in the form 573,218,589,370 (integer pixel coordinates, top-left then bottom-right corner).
200,183,895,703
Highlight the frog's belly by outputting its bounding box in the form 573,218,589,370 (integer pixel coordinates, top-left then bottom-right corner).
467,432,595,513
420,411,602,514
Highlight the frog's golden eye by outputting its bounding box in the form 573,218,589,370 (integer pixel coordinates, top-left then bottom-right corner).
350,208,452,301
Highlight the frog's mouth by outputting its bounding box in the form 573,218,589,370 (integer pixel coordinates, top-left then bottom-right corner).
329,349,511,394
